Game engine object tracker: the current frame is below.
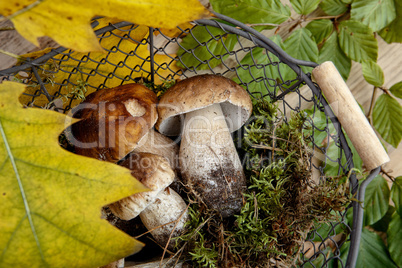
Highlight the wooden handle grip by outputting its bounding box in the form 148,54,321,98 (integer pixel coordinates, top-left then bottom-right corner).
312,61,390,170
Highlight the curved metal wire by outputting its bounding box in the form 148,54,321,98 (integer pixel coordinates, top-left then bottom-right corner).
0,13,371,267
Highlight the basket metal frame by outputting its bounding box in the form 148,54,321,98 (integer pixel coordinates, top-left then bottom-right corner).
0,12,379,268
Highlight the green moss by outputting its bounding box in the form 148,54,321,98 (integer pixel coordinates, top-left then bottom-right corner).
177,100,351,267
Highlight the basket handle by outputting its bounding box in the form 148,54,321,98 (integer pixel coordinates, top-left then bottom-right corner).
312,61,390,170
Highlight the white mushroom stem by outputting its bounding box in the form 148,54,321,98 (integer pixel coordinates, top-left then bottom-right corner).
140,188,189,250
134,129,180,173
108,153,175,220
179,103,246,218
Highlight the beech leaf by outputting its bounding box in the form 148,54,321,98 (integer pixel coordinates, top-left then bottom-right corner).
373,94,402,148
18,19,180,110
318,31,351,80
388,212,402,266
379,0,402,43
357,228,397,268
209,0,290,26
176,25,238,70
339,228,397,268
361,60,385,87
319,0,348,16
290,0,320,15
0,0,210,52
389,81,402,99
234,35,292,98
338,20,378,62
363,175,390,226
351,0,396,32
391,177,402,216
305,19,334,45
0,82,147,267
283,28,318,74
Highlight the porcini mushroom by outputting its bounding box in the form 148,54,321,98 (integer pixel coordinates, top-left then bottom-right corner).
140,187,189,250
156,74,252,217
108,152,175,220
68,83,179,169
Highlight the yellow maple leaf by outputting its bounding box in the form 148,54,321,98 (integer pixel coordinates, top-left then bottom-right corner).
1,0,210,52
18,20,180,109
0,81,147,267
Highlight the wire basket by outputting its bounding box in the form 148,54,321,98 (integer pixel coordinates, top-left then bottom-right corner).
0,12,385,268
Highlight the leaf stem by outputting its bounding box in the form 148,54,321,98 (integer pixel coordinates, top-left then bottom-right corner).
367,86,377,124
380,167,395,182
0,119,45,263
5,0,45,20
379,86,392,96
305,14,344,22
0,26,15,31
0,49,23,60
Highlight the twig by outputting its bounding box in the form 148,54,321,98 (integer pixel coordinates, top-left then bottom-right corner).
0,26,15,31
302,233,345,259
367,86,377,124
251,144,291,154
159,203,190,267
380,167,395,182
305,14,344,22
0,48,23,60
5,0,45,21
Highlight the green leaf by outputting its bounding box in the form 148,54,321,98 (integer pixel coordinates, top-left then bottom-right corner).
0,82,146,267
361,60,385,87
210,0,290,25
364,175,390,226
373,94,402,147
177,25,237,70
370,205,395,232
305,19,334,45
357,228,397,268
319,0,348,16
305,107,362,176
389,81,402,99
318,31,351,80
338,228,397,268
283,28,318,74
379,0,402,43
234,35,292,98
338,20,378,62
391,177,402,215
290,0,320,15
388,212,402,266
351,0,396,32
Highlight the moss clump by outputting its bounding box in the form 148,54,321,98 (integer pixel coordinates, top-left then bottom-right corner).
134,76,176,98
176,100,350,267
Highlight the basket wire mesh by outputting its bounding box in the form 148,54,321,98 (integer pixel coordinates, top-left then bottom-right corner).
0,12,378,267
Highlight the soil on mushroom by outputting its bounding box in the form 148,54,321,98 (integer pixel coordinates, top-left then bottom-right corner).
175,100,351,268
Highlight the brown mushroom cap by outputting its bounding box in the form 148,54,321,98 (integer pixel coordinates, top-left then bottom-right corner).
156,74,253,136
69,83,158,162
108,152,175,220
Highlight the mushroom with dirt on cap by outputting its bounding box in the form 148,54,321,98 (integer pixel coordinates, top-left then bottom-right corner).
156,74,253,218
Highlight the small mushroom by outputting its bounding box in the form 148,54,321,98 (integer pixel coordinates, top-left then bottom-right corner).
156,74,252,217
108,152,175,220
68,83,179,169
140,187,189,250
